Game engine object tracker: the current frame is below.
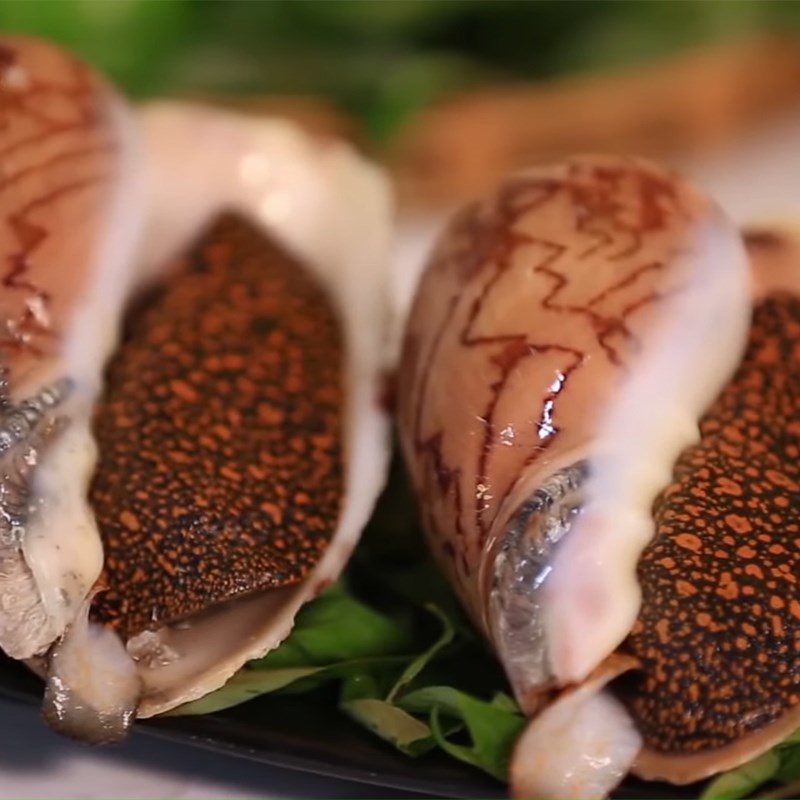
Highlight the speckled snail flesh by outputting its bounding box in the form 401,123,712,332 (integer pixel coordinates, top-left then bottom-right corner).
398,156,800,797
0,36,393,742
622,228,800,785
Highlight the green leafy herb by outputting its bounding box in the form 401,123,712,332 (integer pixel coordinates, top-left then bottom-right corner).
168,665,329,717
169,656,407,717
341,697,435,756
338,669,465,758
335,605,462,757
399,686,526,780
489,692,521,714
701,730,800,799
249,583,413,669
385,604,454,702
170,583,414,716
700,751,781,800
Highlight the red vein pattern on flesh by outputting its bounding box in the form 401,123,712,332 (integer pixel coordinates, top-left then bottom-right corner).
0,40,117,362
399,160,695,612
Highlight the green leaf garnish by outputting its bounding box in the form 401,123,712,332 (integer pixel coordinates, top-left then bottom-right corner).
399,685,526,780
169,561,515,780
386,604,454,702
169,656,409,716
700,750,781,800
341,698,435,756
700,729,800,799
167,665,328,716
249,583,413,669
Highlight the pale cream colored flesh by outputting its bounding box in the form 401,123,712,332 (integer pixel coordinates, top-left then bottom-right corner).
43,594,141,743
510,657,640,800
513,665,800,795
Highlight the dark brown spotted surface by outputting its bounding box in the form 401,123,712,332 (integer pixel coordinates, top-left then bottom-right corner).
90,213,343,639
623,294,800,753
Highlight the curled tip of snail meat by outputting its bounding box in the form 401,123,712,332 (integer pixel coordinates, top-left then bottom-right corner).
43,598,141,744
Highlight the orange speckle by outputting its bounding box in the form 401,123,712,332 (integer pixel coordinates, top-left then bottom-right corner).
220,465,242,482
716,477,742,496
170,378,198,402
259,501,283,525
258,403,285,425
120,510,140,532
766,469,798,491
675,533,702,553
89,214,343,639
744,564,764,579
212,424,232,441
718,575,740,600
725,514,752,535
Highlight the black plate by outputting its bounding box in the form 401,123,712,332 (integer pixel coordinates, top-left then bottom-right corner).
0,652,697,799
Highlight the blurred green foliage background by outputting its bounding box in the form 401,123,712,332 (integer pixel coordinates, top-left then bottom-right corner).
3,0,800,140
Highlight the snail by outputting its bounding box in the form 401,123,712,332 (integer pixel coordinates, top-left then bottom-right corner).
397,156,799,796
0,35,392,741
